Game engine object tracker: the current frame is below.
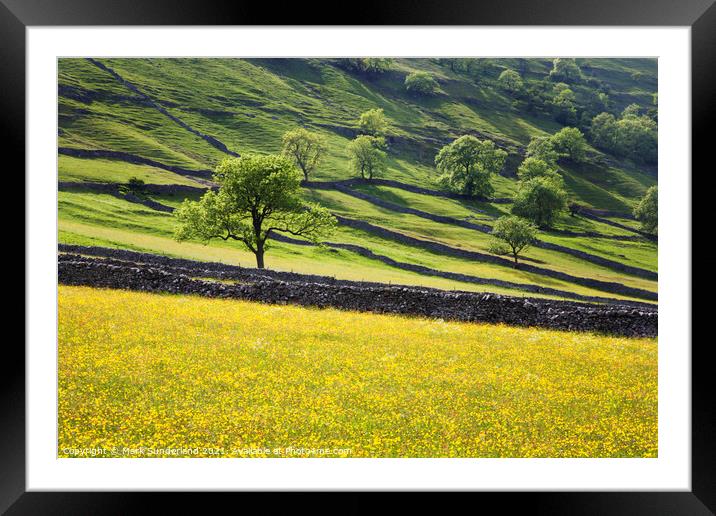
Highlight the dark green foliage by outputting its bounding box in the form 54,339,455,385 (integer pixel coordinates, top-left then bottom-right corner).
526,136,559,166
512,176,568,228
498,69,524,95
589,112,618,150
551,127,588,163
588,108,657,164
435,135,507,198
344,58,393,74
119,177,146,195
549,58,582,83
633,185,657,234
404,71,439,95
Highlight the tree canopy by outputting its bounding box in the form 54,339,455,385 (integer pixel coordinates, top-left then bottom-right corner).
517,157,561,182
550,127,588,162
511,176,568,228
549,58,582,83
174,155,336,269
526,136,559,166
404,71,439,95
281,127,325,181
358,108,390,137
588,109,657,164
347,135,387,180
345,58,393,74
435,135,507,198
633,185,657,234
498,69,524,95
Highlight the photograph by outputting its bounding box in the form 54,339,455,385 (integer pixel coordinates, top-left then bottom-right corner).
56,56,660,459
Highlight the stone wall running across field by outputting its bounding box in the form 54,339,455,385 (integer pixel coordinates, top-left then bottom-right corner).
58,249,657,337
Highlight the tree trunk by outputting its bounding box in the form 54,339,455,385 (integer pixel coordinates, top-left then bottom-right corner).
255,240,265,269
513,251,519,267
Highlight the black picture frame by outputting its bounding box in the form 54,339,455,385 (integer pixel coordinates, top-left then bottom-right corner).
6,0,714,513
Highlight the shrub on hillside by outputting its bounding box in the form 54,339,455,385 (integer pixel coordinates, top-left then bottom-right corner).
404,71,439,95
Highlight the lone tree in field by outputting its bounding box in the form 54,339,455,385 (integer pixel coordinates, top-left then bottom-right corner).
633,185,658,235
404,71,439,95
489,215,538,265
347,135,387,180
435,135,507,198
511,176,568,228
281,127,325,181
174,155,336,269
358,108,390,137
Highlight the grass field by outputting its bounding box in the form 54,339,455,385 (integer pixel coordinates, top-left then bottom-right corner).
58,193,654,303
57,57,658,304
58,286,658,458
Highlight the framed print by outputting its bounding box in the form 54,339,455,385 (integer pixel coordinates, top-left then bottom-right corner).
8,0,715,513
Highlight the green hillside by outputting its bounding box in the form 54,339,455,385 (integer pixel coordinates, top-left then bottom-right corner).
57,57,657,304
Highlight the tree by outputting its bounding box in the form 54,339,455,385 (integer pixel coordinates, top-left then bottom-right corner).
345,58,393,74
489,216,538,265
615,115,657,164
498,69,524,95
404,71,439,95
358,108,390,137
621,103,642,118
511,176,568,228
549,58,582,83
550,83,578,125
120,177,146,195
526,136,559,166
550,127,588,162
465,59,494,83
589,112,618,150
516,157,560,182
438,58,467,74
434,135,507,198
347,135,387,180
589,110,657,164
281,127,325,181
633,185,657,235
585,90,610,116
174,155,336,269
